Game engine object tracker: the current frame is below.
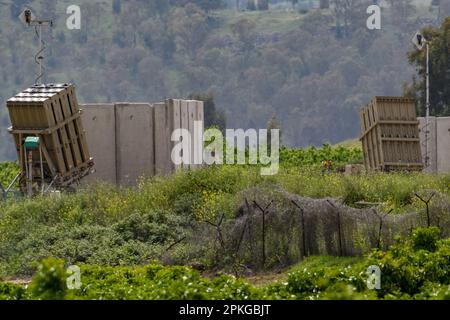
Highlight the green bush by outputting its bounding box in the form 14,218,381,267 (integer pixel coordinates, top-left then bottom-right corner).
0,282,28,300
29,258,68,300
264,256,370,300
0,162,20,189
263,230,449,300
412,227,440,252
366,228,450,297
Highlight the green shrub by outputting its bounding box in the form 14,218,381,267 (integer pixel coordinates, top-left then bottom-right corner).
319,283,376,300
0,282,28,300
29,258,68,300
285,268,324,299
0,162,20,189
263,233,450,300
414,282,450,300
262,256,370,300
412,227,440,252
366,229,450,297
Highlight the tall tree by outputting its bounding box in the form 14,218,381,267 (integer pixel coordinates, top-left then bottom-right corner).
170,3,209,60
267,115,282,146
170,0,224,11
188,92,226,131
231,18,257,53
112,0,121,14
320,0,330,9
407,18,450,116
331,0,371,38
387,0,416,32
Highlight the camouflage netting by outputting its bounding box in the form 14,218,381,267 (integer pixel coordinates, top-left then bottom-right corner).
188,186,450,271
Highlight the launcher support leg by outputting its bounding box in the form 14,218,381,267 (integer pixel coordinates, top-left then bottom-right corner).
27,150,33,197
43,175,58,195
6,172,23,193
0,182,5,200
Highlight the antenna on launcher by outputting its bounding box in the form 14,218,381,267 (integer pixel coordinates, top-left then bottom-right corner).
19,9,53,85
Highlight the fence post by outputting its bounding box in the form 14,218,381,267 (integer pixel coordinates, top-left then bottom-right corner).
327,200,343,256
372,209,391,250
253,200,273,268
291,200,307,259
414,192,435,227
0,182,5,200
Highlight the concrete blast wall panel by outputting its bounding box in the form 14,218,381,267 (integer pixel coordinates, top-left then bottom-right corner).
187,100,204,169
154,100,181,175
436,118,450,173
115,103,154,186
81,99,204,185
194,101,204,169
81,104,116,184
419,116,450,173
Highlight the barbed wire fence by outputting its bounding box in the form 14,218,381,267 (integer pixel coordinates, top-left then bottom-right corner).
186,186,450,274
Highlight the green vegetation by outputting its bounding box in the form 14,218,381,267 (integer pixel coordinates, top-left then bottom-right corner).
266,229,450,300
407,18,450,116
0,140,449,300
0,162,19,188
280,144,362,168
0,143,362,190
0,154,449,278
1,228,448,300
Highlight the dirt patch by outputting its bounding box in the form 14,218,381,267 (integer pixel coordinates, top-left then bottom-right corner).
244,271,287,287
3,278,32,285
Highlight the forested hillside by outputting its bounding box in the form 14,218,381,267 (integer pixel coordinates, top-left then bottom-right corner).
0,0,447,160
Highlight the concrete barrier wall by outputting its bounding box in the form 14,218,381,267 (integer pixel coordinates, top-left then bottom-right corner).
195,101,204,168
80,99,204,185
436,117,450,173
154,102,170,175
81,104,116,184
115,103,154,186
154,101,183,175
188,100,197,169
419,116,450,173
418,117,437,173
180,100,189,170
170,99,182,172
